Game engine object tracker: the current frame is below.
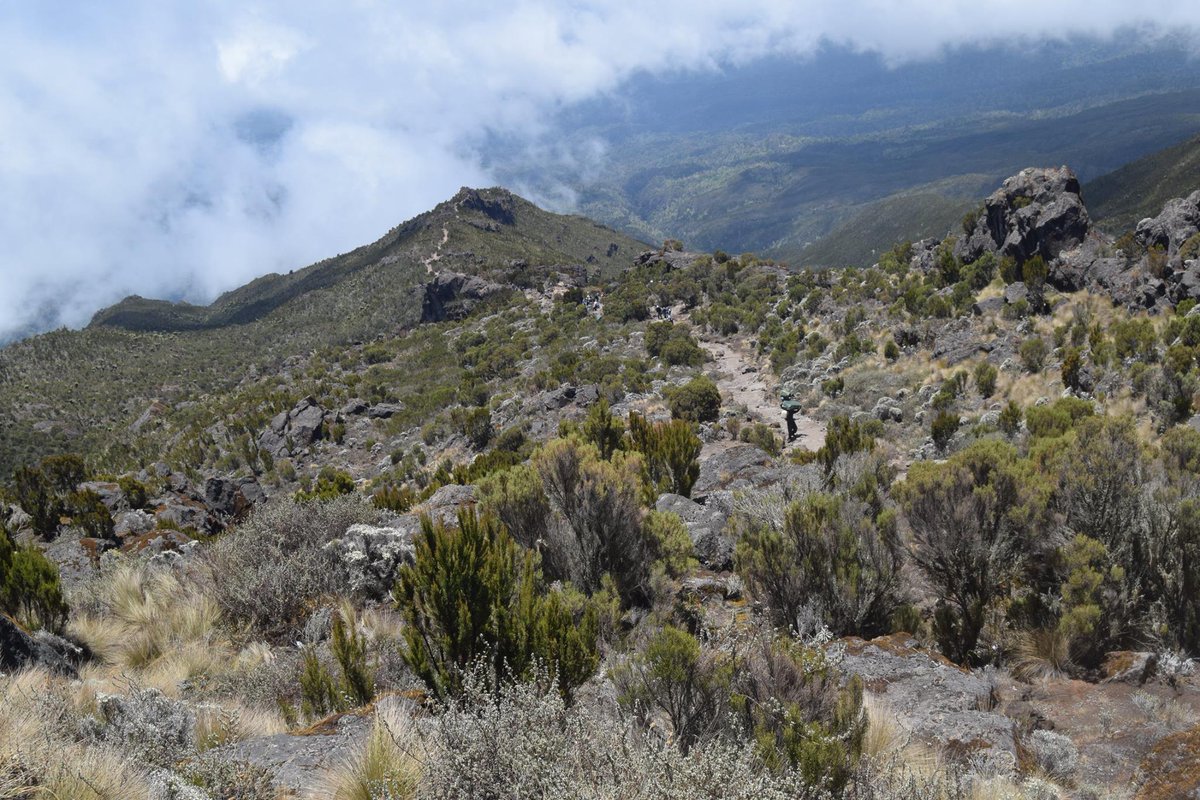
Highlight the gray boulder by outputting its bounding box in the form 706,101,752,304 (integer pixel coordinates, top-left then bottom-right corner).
0,614,79,676
420,272,505,323
203,476,264,521
258,397,328,456
326,521,419,600
1135,190,1200,257
656,492,734,570
416,484,477,527
839,634,1017,775
693,444,780,495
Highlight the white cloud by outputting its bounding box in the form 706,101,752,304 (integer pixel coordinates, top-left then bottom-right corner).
1,1,1199,341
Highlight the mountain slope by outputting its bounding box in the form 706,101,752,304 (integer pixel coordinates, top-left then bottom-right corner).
1084,133,1200,234
0,188,645,476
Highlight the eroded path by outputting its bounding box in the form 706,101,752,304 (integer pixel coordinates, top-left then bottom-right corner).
697,331,826,452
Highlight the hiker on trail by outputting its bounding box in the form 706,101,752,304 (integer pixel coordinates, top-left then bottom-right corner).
781,389,801,442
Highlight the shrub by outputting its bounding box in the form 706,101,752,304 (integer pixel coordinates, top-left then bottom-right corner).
10,464,64,539
882,340,899,361
66,489,114,539
294,467,356,502
616,625,733,753
626,413,702,499
897,440,1052,664
736,493,902,637
739,422,782,456
999,400,1023,436
643,510,698,578
1061,346,1084,392
0,517,68,631
205,496,375,641
582,399,625,460
1025,397,1093,438
974,361,997,398
451,406,493,449
666,376,721,423
1019,337,1048,373
118,476,149,510
930,411,960,451
394,511,599,701
533,439,650,606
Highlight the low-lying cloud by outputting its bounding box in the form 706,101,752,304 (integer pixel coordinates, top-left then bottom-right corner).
1,1,1198,341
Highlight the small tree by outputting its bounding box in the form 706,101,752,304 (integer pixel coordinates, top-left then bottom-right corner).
1020,337,1048,373
897,440,1052,664
930,411,960,451
999,401,1023,437
582,399,625,461
736,493,903,637
626,413,701,499
1061,346,1083,392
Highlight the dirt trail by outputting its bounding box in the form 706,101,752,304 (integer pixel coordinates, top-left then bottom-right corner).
422,223,450,274
697,330,826,452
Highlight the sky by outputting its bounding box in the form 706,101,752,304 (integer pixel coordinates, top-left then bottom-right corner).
2,2,1200,342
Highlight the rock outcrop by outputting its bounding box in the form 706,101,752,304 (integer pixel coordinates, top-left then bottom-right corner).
955,166,1090,267
420,272,505,323
257,397,329,457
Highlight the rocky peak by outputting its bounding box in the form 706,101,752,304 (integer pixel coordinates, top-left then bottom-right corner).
955,166,1090,266
453,187,517,226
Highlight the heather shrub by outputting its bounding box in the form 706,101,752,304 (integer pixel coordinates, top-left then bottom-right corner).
204,495,375,641
897,440,1053,664
736,492,903,637
665,376,721,423
394,511,599,701
0,514,68,631
626,413,702,499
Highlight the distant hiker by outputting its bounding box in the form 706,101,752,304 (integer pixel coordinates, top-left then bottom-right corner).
781,390,801,442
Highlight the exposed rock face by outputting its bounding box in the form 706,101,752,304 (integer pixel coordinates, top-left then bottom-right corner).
692,444,780,495
1135,190,1200,257
257,397,328,457
656,492,734,570
0,614,79,676
420,272,505,323
203,476,264,522
955,166,1090,267
415,484,477,527
839,634,1017,775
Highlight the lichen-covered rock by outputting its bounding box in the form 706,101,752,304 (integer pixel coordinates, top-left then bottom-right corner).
692,443,781,495
838,634,1017,775
0,614,79,676
416,484,477,527
325,520,419,600
1134,724,1200,800
1135,190,1200,257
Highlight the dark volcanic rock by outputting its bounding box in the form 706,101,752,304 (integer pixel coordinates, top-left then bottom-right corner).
204,476,264,522
693,444,780,495
1135,190,1200,257
258,397,328,457
0,614,78,676
420,272,505,323
955,166,1090,267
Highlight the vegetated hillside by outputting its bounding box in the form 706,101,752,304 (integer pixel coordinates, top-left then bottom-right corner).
1085,133,1200,234
6,170,1200,797
532,89,1200,268
0,187,644,476
795,181,985,268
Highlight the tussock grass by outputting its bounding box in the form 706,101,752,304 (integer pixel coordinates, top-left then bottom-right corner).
313,699,421,800
0,668,152,800
69,562,228,684
1011,627,1073,683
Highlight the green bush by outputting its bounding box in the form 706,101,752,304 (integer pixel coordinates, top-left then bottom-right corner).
665,377,721,423
1019,337,1048,373
1061,346,1084,392
999,400,1023,437
626,414,701,499
897,441,1052,664
295,467,356,502
395,511,599,701
930,411,960,451
1025,397,1094,439
643,511,697,578
0,516,68,632
582,399,625,461
67,489,114,540
736,492,902,637
739,422,781,457
973,361,998,398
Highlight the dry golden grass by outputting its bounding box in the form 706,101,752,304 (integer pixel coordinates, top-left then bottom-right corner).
311,699,421,800
0,669,152,800
68,562,233,693
196,699,290,751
